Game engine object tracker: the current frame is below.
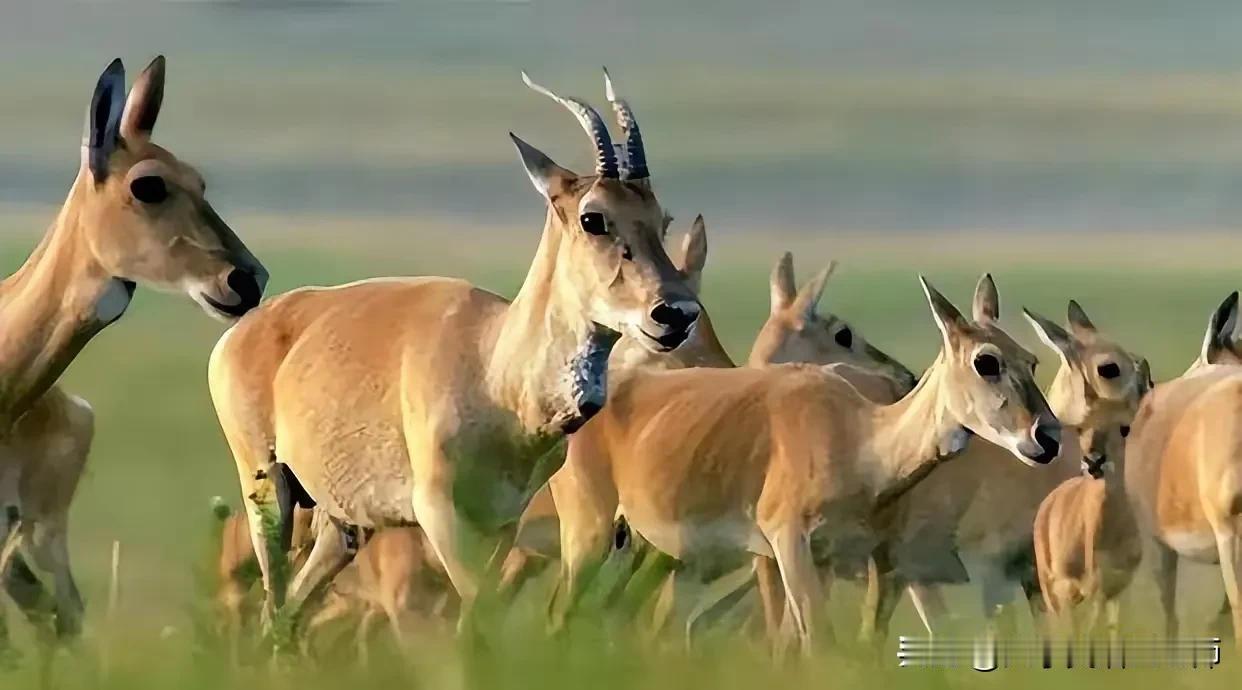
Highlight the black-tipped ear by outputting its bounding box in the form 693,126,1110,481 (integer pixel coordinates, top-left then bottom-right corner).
769,252,796,315
972,273,999,325
85,59,126,183
1023,307,1074,360
510,132,575,200
1067,299,1097,340
921,277,969,346
121,55,165,140
1202,291,1240,363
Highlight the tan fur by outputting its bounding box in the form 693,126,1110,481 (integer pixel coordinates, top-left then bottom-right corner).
214,508,449,657
306,528,454,654
552,275,1059,652
1033,422,1141,642
860,301,1149,642
506,248,916,590
1126,291,1242,650
0,57,264,641
209,74,702,621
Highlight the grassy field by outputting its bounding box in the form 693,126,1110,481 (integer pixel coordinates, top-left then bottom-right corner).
1,206,1241,687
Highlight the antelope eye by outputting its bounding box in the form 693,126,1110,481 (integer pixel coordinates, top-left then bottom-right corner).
1120,425,1131,438
131,175,168,204
973,352,1002,379
1097,362,1121,380
580,212,607,236
834,327,853,348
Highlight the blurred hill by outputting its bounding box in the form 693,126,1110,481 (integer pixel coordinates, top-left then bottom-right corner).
3,1,1242,232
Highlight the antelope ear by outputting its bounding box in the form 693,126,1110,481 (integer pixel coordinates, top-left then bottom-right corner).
971,273,999,325
791,262,837,323
769,252,796,315
121,55,166,141
1024,307,1073,362
1066,299,1098,341
1136,357,1154,394
83,59,126,183
510,133,576,200
1201,290,1240,364
921,277,969,347
675,215,708,294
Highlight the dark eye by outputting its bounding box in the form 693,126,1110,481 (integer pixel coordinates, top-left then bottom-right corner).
131,175,168,204
621,245,633,261
973,352,1002,379
580,212,607,236
1097,362,1121,380
1120,425,1131,438
834,327,853,348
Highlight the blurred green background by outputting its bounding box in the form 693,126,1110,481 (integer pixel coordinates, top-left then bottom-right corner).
3,0,1242,686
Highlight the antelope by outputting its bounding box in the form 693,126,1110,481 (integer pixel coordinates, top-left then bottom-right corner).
0,56,266,640
509,247,917,594
1033,413,1140,642
213,501,315,653
213,501,450,660
304,526,455,660
1126,291,1242,651
551,275,1061,652
208,71,701,628
858,300,1150,645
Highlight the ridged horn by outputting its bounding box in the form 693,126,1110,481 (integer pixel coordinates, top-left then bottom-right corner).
603,67,649,180
522,72,618,179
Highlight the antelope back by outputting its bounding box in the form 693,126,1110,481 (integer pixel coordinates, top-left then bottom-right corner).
77,57,267,320
512,71,699,353
922,274,1061,466
749,252,917,398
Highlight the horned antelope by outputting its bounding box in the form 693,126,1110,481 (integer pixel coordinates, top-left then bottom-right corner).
1033,413,1141,643
513,249,917,606
858,300,1150,645
0,56,265,641
209,71,701,629
1126,291,1242,651
551,275,1060,652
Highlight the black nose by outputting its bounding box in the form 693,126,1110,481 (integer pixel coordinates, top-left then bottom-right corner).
649,300,699,332
1034,424,1061,461
227,268,263,312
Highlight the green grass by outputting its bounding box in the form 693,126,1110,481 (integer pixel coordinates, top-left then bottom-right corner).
2,210,1241,687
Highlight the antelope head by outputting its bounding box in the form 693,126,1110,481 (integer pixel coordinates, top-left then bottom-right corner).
1192,290,1242,371
1023,300,1149,434
608,214,722,371
512,71,699,352
77,57,267,321
922,274,1061,466
750,252,917,398
1075,419,1130,479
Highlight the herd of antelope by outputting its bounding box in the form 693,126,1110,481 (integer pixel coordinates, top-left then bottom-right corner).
2,56,1242,664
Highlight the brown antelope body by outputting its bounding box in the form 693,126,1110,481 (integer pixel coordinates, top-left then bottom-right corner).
552,276,1061,651
509,247,917,586
1126,291,1242,650
862,301,1149,642
1033,418,1140,641
0,57,265,639
209,72,701,622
